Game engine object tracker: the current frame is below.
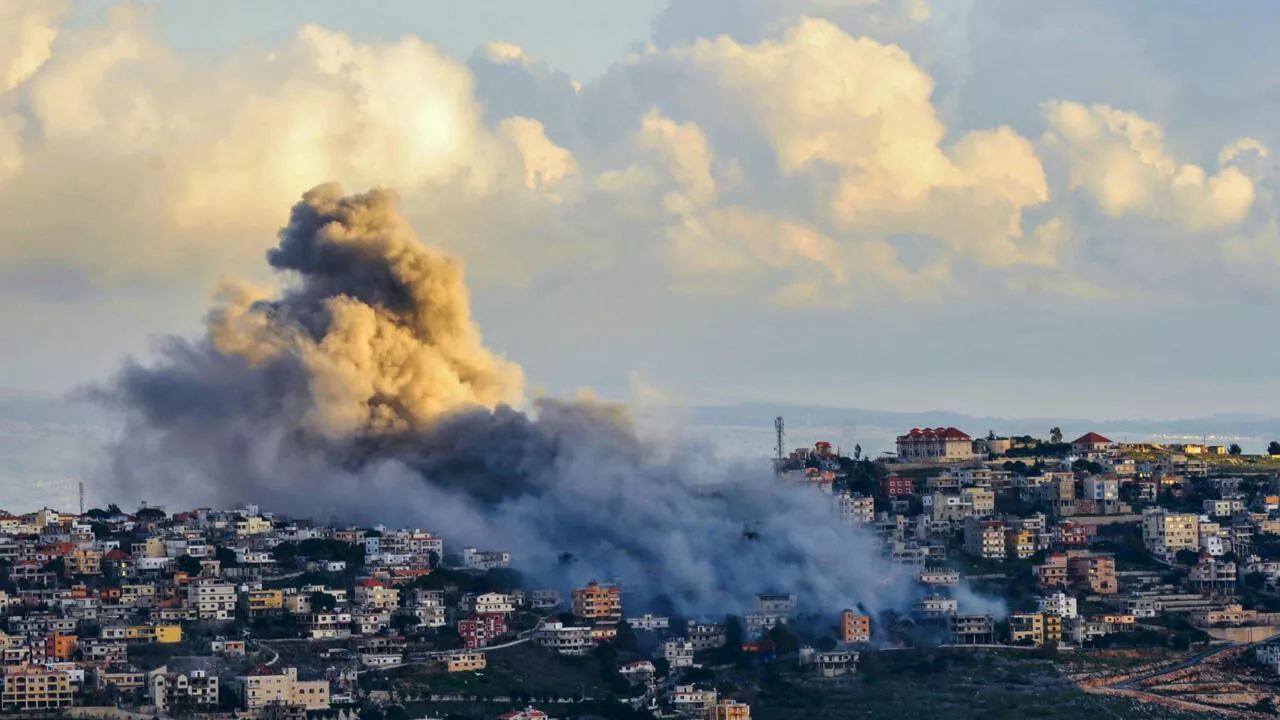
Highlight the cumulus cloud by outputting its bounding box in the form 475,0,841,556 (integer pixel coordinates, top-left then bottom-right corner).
1043,100,1261,231
0,0,68,92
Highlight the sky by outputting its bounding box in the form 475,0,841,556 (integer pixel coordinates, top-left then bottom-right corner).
2,0,1280,421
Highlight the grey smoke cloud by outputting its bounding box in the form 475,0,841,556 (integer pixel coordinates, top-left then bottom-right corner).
93,184,978,619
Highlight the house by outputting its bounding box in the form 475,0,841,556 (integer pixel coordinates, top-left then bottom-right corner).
149,666,219,713
532,622,593,656
669,685,718,716
913,594,958,620
472,592,515,616
1071,433,1115,455
619,660,656,682
815,651,858,677
896,428,974,463
457,614,506,649
354,579,399,609
445,651,486,673
627,614,669,631
919,568,960,587
689,623,727,650
460,546,510,570
663,640,697,668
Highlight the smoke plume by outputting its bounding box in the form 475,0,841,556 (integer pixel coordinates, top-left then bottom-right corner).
96,184,959,618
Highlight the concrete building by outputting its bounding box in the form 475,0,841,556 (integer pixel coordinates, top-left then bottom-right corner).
1,665,73,712
896,428,974,463
950,614,995,644
689,623,727,651
572,581,622,623
964,519,1007,561
149,666,219,714
1037,592,1078,619
187,580,237,620
841,610,870,644
834,493,874,526
1143,509,1200,559
1009,613,1044,646
1068,553,1117,594
532,622,593,656
238,665,330,711
713,699,752,720
663,640,697,669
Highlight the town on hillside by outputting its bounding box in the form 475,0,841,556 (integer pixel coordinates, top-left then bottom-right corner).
6,426,1280,718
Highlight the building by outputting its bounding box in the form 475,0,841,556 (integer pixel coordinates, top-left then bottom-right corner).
919,568,960,587
627,614,670,631
663,640,697,669
1192,604,1257,628
1071,433,1115,455
1,665,73,712
1009,613,1044,646
841,610,870,644
882,474,913,498
964,488,996,518
834,493,875,525
457,614,506,649
446,652,486,673
354,580,399,609
473,592,515,616
532,622,593,656
1037,592,1078,619
572,581,622,623
964,519,1007,561
149,666,219,713
1083,476,1119,502
896,428,974,463
1035,553,1069,588
1006,528,1036,560
669,685,718,716
238,665,330,711
815,651,858,678
1189,555,1237,590
499,708,549,720
1143,509,1200,559
187,579,237,620
1068,553,1117,594
950,614,995,645
460,547,510,570
913,594,958,620
713,699,752,720
689,623,727,651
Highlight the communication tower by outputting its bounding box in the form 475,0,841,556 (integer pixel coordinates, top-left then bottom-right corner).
774,416,785,461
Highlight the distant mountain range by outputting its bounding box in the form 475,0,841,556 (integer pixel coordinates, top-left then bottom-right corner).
4,390,1279,510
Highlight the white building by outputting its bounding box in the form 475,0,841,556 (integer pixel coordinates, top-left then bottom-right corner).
834,493,874,526
187,580,237,620
627,614,670,631
1142,509,1200,558
531,622,592,656
1036,592,1078,619
473,593,515,616
461,547,511,570
663,640,697,668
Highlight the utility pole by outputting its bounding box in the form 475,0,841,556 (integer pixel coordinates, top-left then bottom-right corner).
775,416,785,461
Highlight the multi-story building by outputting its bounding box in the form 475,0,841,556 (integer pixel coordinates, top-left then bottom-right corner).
572,581,622,623
1009,613,1044,646
1068,553,1117,594
1143,509,1200,558
238,665,330,711
950,614,995,644
834,493,874,526
533,622,593,656
964,519,1007,561
354,580,399,610
472,593,516,616
841,610,870,644
1035,553,1069,588
881,474,913,498
1037,591,1078,619
1189,555,1237,590
896,428,974,462
1,665,73,712
963,488,996,518
1083,476,1119,502
460,547,510,570
627,614,670,631
663,640,696,668
913,594,958,620
445,652,486,673
712,699,751,720
919,568,960,587
1006,528,1036,560
187,579,237,620
689,623,727,651
669,685,718,716
457,614,506,649
149,667,219,714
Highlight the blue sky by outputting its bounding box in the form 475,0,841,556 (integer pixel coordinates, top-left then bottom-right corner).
2,0,1280,420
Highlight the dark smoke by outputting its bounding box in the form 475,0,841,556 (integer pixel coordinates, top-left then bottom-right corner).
93,184,977,619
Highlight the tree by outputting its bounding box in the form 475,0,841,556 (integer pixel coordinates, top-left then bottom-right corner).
1229,443,1243,456
42,557,66,576
175,555,203,575
391,613,420,634
310,591,337,612
215,546,240,568
1269,441,1280,456
135,507,167,522
1175,549,1201,567
853,444,862,461
1049,427,1063,444
270,542,298,567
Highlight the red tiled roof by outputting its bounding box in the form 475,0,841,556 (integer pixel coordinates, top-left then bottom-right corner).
1072,432,1113,445
900,427,971,441
245,663,278,677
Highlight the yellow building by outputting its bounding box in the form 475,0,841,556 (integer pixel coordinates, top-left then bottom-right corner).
572,581,622,623
239,666,329,711
1006,529,1036,560
446,652,487,673
1,665,73,711
1008,613,1044,646
154,625,183,644
1044,614,1062,643
713,699,751,720
248,589,285,613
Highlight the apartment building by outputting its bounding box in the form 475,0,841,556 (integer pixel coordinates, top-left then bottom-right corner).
238,665,330,711
1143,509,1200,558
149,666,219,713
950,614,995,644
1,665,73,712
1068,553,1117,594
354,580,399,610
1006,528,1036,560
445,652,486,673
532,622,593,656
964,519,1007,561
1009,613,1044,646
663,640,697,668
669,685,718,716
1037,591,1078,619
896,427,974,462
713,699,752,720
1035,554,1069,588
572,581,622,623
627,614,670,631
457,614,506,649
841,610,871,644
187,580,237,620
689,623,727,651
834,492,875,525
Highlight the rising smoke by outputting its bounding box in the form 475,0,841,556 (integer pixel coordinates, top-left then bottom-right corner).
94,184,968,618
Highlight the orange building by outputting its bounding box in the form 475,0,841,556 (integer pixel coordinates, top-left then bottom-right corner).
571,581,622,623
841,610,870,644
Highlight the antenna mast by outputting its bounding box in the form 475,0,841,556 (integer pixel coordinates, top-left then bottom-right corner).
79,482,84,515
775,416,785,461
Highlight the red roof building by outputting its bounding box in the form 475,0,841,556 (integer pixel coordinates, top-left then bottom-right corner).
1072,432,1115,454
895,427,974,463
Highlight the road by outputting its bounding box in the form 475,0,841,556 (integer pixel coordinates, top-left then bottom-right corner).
1109,643,1236,689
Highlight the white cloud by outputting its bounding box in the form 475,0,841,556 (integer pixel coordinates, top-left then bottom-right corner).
1043,100,1260,231
0,0,68,92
